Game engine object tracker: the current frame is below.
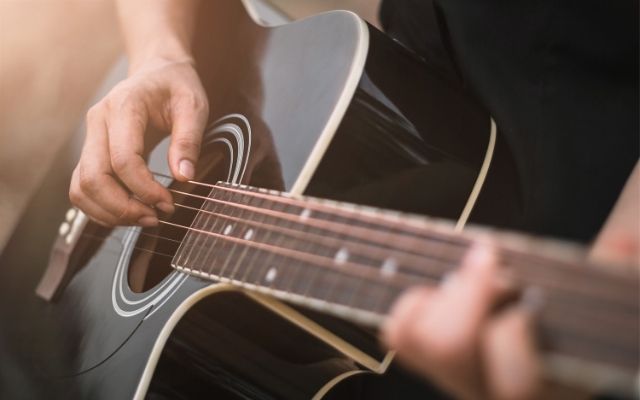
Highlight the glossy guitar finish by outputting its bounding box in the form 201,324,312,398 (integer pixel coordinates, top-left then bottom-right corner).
0,1,497,398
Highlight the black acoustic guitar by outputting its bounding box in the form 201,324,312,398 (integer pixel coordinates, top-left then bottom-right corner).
0,1,637,399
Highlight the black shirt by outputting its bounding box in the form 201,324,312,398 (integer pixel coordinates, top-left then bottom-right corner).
380,0,639,242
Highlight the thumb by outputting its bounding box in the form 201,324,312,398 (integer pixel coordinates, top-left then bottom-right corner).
168,94,209,181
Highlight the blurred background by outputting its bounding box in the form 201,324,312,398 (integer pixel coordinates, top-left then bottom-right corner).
0,0,380,249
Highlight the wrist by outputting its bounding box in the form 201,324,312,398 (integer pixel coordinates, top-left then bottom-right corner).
127,37,195,74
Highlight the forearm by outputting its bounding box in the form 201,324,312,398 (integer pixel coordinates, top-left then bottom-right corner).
116,0,201,72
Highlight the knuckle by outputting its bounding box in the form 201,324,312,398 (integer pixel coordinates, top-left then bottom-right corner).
173,136,201,156
69,183,82,205
86,104,104,124
136,189,157,204
116,199,135,222
77,166,99,194
178,91,208,113
110,151,131,174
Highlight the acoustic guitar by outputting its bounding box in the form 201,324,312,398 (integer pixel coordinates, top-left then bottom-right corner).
0,1,636,399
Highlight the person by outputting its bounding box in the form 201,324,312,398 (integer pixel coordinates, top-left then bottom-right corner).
68,0,639,398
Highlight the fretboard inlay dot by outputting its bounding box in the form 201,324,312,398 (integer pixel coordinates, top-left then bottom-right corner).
381,257,398,277
223,224,234,235
265,267,277,283
244,228,254,240
334,247,349,265
299,208,312,220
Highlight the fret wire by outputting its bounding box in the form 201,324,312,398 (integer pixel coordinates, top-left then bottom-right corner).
191,188,217,273
284,205,323,297
273,202,307,293
198,188,226,275
242,194,275,285
262,197,295,290
296,206,323,298
344,210,400,310
214,188,248,280
174,211,198,270
232,191,266,280
179,187,212,270
296,208,334,300
230,189,264,282
316,211,346,303
237,192,272,285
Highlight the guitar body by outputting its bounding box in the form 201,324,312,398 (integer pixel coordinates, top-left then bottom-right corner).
0,1,514,398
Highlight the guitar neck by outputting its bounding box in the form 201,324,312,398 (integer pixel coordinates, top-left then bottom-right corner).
170,181,639,390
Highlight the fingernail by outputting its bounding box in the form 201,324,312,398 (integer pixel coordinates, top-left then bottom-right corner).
179,159,195,180
138,216,159,227
156,201,175,214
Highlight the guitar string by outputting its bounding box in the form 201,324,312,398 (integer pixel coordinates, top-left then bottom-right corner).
77,229,639,353
168,187,470,264
166,198,625,309
76,202,640,347
173,177,621,280
78,199,636,321
77,172,634,309
163,186,633,307
151,173,614,274
76,230,640,355
74,173,636,314
170,201,460,273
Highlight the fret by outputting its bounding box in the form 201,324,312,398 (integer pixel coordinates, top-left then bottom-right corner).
237,195,277,285
216,188,252,280
287,207,323,296
352,281,403,315
235,193,279,285
196,188,229,275
195,188,225,274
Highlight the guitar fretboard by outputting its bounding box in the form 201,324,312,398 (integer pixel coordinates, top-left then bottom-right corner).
170,182,639,376
171,183,467,324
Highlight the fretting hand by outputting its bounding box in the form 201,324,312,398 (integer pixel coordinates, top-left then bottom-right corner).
383,244,542,400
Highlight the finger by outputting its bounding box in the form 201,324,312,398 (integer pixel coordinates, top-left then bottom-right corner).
167,90,209,181
70,168,117,227
106,98,174,211
432,243,502,347
71,172,158,228
390,244,501,400
382,287,434,350
483,308,541,400
73,108,158,224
